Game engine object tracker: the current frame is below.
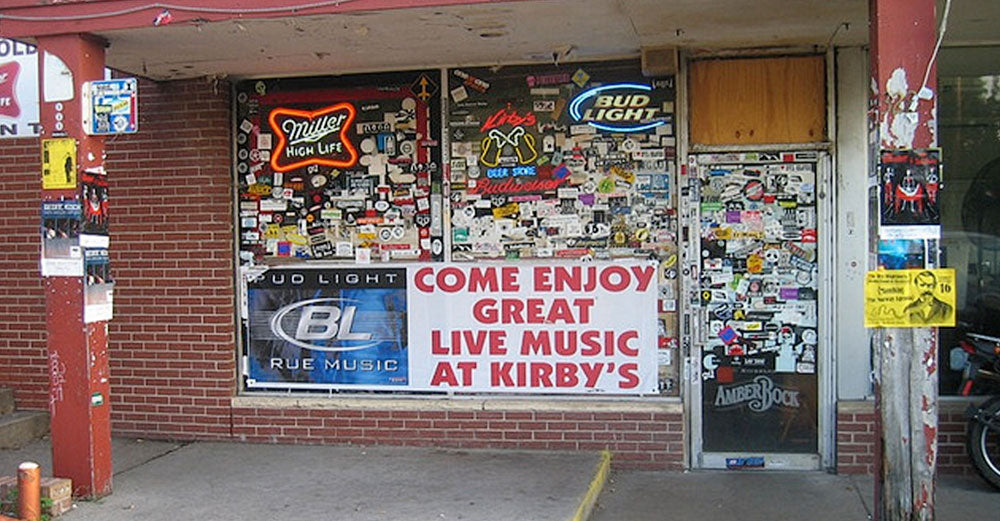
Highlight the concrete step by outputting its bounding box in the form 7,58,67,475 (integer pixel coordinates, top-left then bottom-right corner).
0,388,13,416
0,411,49,449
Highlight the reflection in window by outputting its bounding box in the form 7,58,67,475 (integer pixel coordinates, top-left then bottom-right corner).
939,70,1000,395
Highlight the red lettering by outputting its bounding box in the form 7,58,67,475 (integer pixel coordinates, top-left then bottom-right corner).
554,266,582,291
431,330,448,355
533,266,552,291
437,267,464,292
473,298,497,323
525,298,545,323
466,176,569,196
600,266,630,292
618,330,639,356
618,363,639,389
488,330,507,355
501,267,520,291
414,267,434,292
546,298,594,324
574,299,594,323
456,361,477,386
463,330,487,355
554,331,576,356
491,362,515,386
556,363,579,387
580,363,603,387
530,363,553,387
632,265,656,292
580,330,602,356
502,299,525,323
430,362,459,386
480,107,537,132
467,267,498,292
521,331,550,355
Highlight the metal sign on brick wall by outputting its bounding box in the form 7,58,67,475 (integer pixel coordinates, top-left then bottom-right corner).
82,78,138,135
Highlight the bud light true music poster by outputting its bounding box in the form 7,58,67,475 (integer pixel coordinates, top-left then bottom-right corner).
244,267,409,389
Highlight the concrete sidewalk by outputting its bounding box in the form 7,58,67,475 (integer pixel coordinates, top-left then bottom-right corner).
590,469,998,521
2,438,997,521
0,438,605,521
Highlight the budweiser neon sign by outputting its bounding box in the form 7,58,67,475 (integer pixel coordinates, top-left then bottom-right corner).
467,176,568,196
268,103,358,172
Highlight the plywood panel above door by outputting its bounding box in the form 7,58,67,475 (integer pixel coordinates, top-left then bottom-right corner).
689,55,827,145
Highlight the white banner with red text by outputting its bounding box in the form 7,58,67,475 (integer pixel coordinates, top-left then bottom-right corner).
243,261,659,394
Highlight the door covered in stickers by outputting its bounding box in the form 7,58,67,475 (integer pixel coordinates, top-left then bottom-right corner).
689,152,825,467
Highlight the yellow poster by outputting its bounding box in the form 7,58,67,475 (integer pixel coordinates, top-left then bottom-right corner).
41,138,77,189
865,269,956,328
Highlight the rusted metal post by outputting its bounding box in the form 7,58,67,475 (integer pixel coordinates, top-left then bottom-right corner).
17,462,40,521
869,0,939,519
36,33,113,499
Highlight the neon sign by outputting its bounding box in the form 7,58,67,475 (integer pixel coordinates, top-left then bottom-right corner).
569,83,664,133
268,103,358,172
480,127,538,167
480,107,536,132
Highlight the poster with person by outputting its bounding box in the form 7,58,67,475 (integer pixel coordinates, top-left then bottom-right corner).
864,268,957,328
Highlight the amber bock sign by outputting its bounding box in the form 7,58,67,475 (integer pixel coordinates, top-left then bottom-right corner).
408,261,659,394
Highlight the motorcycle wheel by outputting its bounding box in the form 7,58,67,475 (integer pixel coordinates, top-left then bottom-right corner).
967,397,1000,491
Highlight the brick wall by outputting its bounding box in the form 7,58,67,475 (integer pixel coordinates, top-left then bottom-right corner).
836,400,977,476
0,137,48,411
104,77,236,440
0,76,685,470
231,401,684,470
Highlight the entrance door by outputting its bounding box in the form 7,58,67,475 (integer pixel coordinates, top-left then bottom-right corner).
686,151,829,470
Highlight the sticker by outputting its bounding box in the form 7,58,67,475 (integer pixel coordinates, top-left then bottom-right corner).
411,73,438,101
571,68,591,88
450,85,469,103
533,100,556,112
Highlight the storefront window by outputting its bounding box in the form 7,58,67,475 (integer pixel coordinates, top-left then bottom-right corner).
938,46,1000,394
234,61,681,396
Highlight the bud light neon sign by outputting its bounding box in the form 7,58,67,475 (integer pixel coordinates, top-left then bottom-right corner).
569,83,665,133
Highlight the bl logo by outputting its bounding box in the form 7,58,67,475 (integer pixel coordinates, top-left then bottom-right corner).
270,298,377,352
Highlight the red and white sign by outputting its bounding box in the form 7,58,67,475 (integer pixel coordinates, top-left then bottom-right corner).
0,38,39,138
407,260,659,394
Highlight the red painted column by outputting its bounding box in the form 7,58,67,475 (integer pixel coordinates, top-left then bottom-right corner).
869,0,938,520
36,33,112,499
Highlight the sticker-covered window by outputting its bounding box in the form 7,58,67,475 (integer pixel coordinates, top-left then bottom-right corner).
235,71,444,265
445,60,680,395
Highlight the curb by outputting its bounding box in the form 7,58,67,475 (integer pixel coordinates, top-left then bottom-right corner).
570,450,611,521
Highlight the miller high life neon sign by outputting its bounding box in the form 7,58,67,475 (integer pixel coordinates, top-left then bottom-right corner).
268,103,359,172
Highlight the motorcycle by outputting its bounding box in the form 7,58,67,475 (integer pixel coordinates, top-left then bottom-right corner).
949,331,1000,490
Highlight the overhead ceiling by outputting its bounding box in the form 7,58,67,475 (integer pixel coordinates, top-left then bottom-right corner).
6,0,998,81
92,0,870,81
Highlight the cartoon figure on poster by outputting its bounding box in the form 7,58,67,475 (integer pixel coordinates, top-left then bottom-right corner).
902,270,954,325
880,149,942,227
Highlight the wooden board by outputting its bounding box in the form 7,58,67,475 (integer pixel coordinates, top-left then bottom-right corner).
689,56,826,145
